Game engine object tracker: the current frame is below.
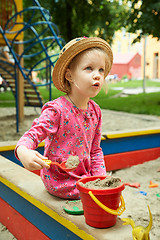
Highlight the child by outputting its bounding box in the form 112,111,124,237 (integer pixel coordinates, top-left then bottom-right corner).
0,45,14,63
15,37,113,199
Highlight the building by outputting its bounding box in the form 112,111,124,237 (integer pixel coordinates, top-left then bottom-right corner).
111,30,142,55
110,30,142,79
111,30,160,80
141,36,160,79
110,52,141,79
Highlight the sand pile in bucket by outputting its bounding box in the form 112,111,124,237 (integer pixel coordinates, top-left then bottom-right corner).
79,176,122,189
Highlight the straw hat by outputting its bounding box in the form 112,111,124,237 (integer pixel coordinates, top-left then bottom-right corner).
52,37,113,93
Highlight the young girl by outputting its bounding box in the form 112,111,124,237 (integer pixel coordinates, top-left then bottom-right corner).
15,37,113,199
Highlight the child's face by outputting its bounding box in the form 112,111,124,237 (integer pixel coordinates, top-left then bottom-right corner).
67,49,106,98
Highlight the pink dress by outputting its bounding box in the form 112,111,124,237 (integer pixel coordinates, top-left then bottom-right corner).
15,96,106,199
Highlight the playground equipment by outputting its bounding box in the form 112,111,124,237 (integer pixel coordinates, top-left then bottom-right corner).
0,0,23,43
0,0,64,132
0,129,160,239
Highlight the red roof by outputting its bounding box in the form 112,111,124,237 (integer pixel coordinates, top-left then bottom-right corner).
113,53,139,64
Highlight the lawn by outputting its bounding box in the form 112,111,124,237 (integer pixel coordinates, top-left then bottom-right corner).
0,79,160,116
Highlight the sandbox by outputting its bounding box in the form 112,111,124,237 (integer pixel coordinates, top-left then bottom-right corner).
0,129,160,239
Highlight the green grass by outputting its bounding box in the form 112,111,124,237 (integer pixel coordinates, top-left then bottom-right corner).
95,92,160,115
0,79,160,116
0,90,15,107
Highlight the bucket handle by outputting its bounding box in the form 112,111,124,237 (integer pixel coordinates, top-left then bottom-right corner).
88,191,125,216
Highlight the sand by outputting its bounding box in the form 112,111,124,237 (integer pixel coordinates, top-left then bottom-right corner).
0,224,16,240
79,176,121,189
113,158,160,240
0,107,160,239
1,107,160,141
65,155,80,169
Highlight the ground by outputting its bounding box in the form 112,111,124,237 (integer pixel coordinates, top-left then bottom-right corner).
0,107,160,239
1,107,160,141
112,158,160,240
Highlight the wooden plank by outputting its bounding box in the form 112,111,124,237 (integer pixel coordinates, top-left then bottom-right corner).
104,147,160,171
6,79,15,83
0,157,130,240
24,90,38,94
104,128,160,139
25,102,42,107
25,95,42,100
0,198,51,240
101,133,160,155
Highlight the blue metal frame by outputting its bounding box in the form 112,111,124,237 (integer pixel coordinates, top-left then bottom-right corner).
0,0,65,132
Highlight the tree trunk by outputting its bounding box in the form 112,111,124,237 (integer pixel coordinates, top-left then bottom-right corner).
65,1,73,41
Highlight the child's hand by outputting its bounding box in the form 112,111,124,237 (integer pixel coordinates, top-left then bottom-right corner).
16,145,50,171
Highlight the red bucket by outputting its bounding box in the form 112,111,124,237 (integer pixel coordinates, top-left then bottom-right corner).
76,176,125,228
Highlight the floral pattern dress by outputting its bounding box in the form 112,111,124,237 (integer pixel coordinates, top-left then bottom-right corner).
15,96,106,199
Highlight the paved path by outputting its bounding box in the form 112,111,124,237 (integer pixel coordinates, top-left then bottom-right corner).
111,86,160,96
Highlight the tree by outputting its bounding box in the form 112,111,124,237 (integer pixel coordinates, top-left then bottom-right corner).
23,0,128,44
123,0,160,42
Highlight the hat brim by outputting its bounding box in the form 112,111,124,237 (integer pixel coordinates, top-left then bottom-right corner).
52,37,113,93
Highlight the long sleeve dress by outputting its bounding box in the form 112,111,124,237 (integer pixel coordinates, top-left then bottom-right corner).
15,96,106,199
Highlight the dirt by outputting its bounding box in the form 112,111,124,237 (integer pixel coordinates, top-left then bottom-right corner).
79,176,121,189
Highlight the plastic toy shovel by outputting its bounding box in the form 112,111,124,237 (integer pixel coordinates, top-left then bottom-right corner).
43,159,77,172
63,200,84,215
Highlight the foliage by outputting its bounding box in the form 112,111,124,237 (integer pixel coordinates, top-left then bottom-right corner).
23,0,128,43
21,0,63,70
123,0,160,41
